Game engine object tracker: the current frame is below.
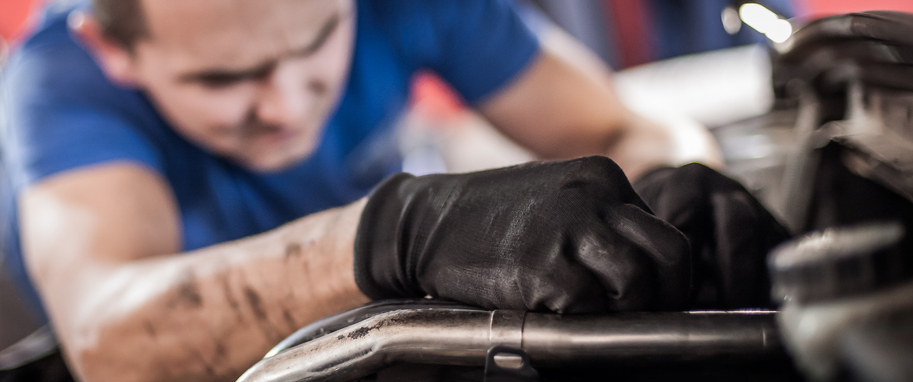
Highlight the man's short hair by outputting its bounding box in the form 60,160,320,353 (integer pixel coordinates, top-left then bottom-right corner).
91,0,149,50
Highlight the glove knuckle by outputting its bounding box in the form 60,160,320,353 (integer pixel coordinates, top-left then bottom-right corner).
681,162,713,176
575,155,624,179
555,156,631,200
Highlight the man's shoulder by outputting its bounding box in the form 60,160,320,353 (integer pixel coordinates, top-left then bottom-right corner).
5,4,156,123
353,0,518,64
6,8,121,105
358,0,490,26
11,1,86,62
359,0,518,34
2,7,172,189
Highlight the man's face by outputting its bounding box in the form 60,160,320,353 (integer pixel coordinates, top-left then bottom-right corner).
128,0,355,172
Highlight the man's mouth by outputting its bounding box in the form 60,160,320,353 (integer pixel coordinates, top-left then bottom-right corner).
241,122,303,145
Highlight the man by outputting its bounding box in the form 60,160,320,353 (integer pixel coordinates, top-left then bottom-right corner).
0,0,788,381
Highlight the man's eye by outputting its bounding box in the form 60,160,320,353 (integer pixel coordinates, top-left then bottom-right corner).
197,75,244,89
193,64,275,88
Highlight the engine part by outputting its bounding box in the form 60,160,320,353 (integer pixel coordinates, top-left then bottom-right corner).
770,222,913,381
237,300,783,382
767,11,913,234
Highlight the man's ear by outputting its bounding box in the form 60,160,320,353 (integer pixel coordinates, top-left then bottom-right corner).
68,11,141,87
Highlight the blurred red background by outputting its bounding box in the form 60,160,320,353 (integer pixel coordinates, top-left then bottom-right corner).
0,0,40,43
5,0,913,44
804,0,913,16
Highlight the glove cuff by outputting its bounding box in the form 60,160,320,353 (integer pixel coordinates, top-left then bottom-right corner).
353,172,425,300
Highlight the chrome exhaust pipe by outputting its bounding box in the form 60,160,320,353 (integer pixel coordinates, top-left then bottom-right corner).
238,301,782,382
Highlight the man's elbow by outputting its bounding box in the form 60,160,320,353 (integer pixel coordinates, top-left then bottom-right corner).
62,321,162,382
63,309,224,382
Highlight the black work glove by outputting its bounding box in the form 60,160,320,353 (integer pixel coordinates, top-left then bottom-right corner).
632,164,792,309
354,156,691,314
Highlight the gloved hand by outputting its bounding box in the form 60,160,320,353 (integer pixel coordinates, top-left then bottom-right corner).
632,164,791,309
354,156,691,314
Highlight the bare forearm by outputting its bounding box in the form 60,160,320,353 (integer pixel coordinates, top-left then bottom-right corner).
67,200,369,382
604,112,724,181
478,25,722,181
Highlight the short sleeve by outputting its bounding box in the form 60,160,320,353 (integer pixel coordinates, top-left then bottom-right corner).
2,25,163,188
375,0,541,104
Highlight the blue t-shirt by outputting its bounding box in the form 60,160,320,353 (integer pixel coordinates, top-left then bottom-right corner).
0,0,539,319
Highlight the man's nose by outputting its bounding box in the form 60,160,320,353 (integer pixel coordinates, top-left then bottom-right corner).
254,63,310,127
